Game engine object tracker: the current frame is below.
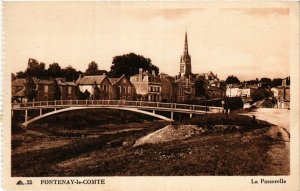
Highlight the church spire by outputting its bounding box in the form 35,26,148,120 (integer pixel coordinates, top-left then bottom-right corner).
184,31,189,55
180,31,192,76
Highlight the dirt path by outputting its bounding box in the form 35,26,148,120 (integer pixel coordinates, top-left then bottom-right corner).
243,108,290,175
245,108,290,133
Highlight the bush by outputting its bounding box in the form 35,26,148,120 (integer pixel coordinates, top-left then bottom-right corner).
224,97,244,110
251,88,270,102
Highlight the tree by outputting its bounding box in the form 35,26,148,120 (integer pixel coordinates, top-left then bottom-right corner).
195,78,207,97
25,77,37,102
286,76,290,86
251,88,270,102
16,71,27,78
225,75,240,85
260,77,272,87
62,66,81,81
109,53,159,78
93,82,101,100
83,90,91,100
271,78,283,87
11,73,16,81
52,79,61,100
85,61,99,75
48,63,62,78
25,58,46,78
224,97,244,110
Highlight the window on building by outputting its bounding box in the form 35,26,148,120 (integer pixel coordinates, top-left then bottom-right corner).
68,86,72,95
103,84,107,91
128,86,131,94
118,86,121,94
158,87,160,92
44,85,48,94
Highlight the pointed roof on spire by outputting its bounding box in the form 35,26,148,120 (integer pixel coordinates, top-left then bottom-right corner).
184,31,189,55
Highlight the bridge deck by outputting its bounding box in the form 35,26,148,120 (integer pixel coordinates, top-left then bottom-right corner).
12,100,224,114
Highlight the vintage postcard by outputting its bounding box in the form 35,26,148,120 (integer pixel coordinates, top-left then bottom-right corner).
2,1,299,191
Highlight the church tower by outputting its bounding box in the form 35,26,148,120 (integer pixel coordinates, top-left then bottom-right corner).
180,31,192,76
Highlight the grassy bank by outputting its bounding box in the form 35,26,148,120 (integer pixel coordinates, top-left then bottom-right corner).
11,109,287,176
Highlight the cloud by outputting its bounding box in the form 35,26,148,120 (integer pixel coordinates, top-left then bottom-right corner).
223,8,289,17
126,8,205,21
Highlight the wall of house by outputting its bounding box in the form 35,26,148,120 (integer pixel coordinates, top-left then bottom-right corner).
271,88,279,98
114,77,135,100
12,86,24,95
278,88,290,100
226,87,239,97
160,77,173,102
206,89,223,99
131,81,149,96
36,84,54,101
60,85,77,100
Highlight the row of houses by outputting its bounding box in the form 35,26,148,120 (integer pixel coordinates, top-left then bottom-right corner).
226,79,290,109
12,74,135,103
10,32,232,104
12,68,228,103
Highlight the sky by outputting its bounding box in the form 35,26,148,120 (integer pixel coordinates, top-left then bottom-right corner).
4,2,290,81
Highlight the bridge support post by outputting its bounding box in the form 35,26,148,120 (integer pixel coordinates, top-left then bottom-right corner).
153,110,155,114
40,108,42,116
189,113,193,119
25,109,28,122
171,112,173,120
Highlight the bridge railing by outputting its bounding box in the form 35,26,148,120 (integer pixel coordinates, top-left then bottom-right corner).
12,100,223,113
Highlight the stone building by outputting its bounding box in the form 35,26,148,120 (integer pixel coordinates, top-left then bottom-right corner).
130,69,161,102
12,78,78,102
159,73,175,102
109,75,136,100
271,78,290,109
35,79,77,101
195,71,226,99
75,75,114,100
56,79,77,100
174,32,196,102
11,78,26,103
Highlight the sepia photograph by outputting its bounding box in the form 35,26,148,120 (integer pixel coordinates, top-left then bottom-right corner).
2,1,299,191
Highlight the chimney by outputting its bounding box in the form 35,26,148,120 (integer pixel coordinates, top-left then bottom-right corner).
282,78,286,87
139,68,143,81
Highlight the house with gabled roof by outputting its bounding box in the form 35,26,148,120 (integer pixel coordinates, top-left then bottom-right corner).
130,68,162,102
12,78,27,103
75,75,113,100
109,74,135,100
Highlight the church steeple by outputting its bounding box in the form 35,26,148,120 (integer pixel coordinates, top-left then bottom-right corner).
184,31,189,55
180,31,192,76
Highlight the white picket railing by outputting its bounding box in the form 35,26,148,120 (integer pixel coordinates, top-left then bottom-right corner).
12,100,224,113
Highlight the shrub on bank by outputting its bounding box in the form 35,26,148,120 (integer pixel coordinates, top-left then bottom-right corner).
178,113,271,129
224,97,244,110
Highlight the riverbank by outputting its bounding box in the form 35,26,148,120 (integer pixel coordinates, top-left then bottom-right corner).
11,109,289,176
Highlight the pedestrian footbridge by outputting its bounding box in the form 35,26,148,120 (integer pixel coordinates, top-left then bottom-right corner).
11,100,224,128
